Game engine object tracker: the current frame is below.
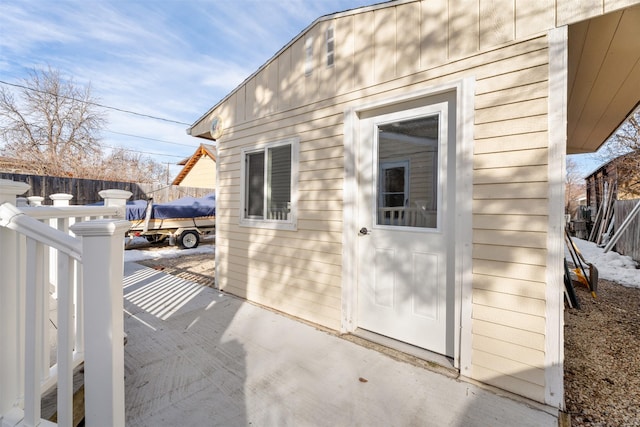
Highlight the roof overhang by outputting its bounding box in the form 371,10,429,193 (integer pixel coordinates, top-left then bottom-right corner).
567,4,640,154
187,2,640,155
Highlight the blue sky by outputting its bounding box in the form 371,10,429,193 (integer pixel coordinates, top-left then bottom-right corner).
0,0,381,178
0,0,608,179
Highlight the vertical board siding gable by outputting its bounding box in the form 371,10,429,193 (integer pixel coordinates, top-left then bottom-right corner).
397,2,421,76
335,14,356,93
373,7,397,82
353,10,375,88
187,0,638,138
479,0,515,49
420,0,448,69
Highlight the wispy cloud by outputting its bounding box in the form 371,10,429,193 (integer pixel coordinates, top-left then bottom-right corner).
0,0,378,176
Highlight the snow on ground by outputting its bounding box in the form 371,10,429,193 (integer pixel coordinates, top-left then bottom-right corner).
569,238,640,289
124,236,214,263
123,235,638,288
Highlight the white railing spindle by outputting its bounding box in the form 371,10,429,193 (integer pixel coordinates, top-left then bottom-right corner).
24,238,45,426
0,179,130,427
56,252,74,427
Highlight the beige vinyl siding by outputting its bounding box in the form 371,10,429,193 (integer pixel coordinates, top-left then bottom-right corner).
480,0,515,49
396,2,421,76
211,39,548,400
471,39,550,399
515,0,555,39
213,104,346,329
419,0,448,68
211,32,553,401
191,0,636,406
373,7,396,82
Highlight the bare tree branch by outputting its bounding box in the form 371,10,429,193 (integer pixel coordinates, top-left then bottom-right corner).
1,67,167,183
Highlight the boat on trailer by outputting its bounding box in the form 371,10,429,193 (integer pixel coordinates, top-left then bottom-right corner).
126,193,215,249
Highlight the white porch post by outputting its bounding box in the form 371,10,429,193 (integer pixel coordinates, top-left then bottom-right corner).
27,196,44,206
49,194,73,299
70,219,130,427
0,179,30,419
99,189,132,218
50,193,73,206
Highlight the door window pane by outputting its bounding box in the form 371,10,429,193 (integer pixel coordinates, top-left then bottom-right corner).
377,115,439,228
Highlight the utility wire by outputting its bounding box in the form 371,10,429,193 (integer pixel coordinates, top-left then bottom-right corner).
0,79,191,126
104,130,198,148
101,143,186,159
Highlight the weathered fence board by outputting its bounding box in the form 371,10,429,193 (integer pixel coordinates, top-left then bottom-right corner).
0,173,213,204
614,199,640,263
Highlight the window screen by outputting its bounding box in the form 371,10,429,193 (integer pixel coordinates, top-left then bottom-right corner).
246,152,264,218
244,144,292,221
267,145,291,219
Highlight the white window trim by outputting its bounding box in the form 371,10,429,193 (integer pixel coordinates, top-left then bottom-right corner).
378,159,410,209
239,137,299,231
341,78,475,374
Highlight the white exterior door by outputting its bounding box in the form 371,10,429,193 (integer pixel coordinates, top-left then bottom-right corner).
357,101,455,357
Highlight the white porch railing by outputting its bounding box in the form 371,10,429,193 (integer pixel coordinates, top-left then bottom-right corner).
0,179,131,427
378,207,437,228
266,206,290,220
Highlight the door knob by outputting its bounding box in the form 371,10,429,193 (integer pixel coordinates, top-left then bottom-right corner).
359,227,370,235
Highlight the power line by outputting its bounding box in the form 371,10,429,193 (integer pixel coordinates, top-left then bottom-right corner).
0,79,191,126
104,130,198,148
101,143,186,160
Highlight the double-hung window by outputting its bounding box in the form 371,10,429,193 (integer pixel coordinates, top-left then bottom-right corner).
241,138,298,230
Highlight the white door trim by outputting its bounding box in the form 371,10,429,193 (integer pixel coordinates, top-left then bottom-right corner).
545,26,568,409
342,79,474,370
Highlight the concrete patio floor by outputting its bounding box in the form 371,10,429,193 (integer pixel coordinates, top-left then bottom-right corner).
123,262,558,426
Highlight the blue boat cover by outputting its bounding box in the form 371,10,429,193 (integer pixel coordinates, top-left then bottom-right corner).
125,200,148,221
149,193,216,219
93,193,215,220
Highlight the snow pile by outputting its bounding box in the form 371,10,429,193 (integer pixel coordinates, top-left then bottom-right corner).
123,235,638,288
124,243,214,263
570,238,640,289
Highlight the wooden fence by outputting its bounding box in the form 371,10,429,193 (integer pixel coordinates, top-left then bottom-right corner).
0,173,213,205
613,199,640,262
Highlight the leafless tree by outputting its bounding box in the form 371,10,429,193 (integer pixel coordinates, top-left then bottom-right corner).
94,148,166,183
0,67,105,176
598,109,640,198
1,67,167,183
606,109,640,153
566,157,585,216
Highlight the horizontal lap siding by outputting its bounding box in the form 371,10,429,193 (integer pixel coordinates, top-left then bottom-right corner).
471,43,549,402
215,106,345,329
207,0,560,403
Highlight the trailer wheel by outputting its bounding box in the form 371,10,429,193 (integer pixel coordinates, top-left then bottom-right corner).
178,230,199,249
